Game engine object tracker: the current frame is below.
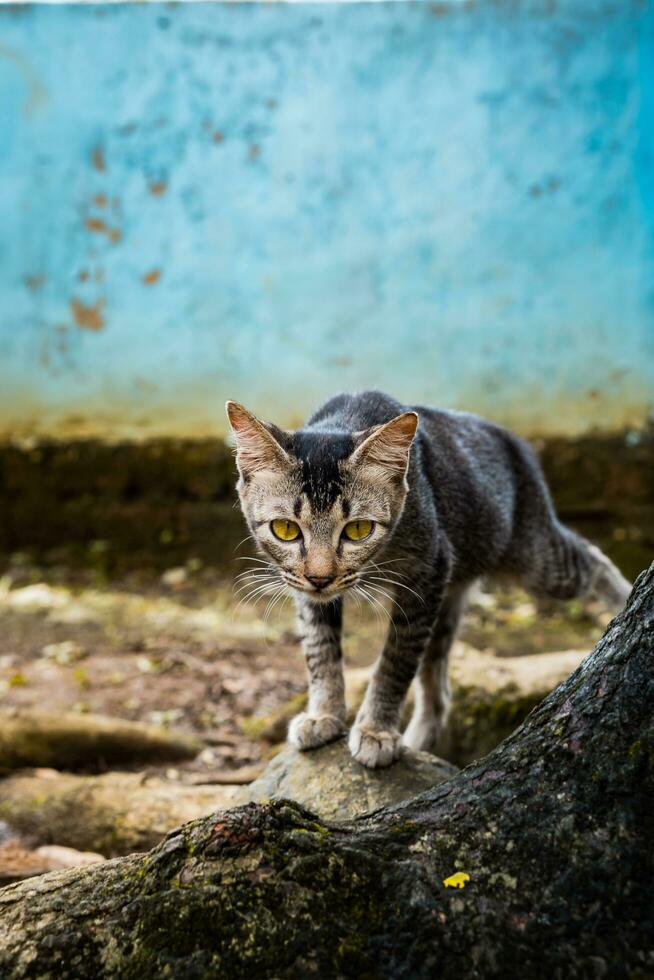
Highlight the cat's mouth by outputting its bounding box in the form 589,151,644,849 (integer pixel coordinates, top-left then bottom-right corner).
282,573,353,601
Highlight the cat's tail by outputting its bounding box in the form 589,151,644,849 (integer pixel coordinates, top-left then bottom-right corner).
520,523,631,616
500,432,632,617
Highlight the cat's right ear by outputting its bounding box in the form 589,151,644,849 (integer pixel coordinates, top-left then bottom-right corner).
225,401,290,479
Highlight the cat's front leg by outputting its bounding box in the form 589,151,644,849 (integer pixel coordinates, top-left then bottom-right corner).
349,600,439,768
289,596,347,751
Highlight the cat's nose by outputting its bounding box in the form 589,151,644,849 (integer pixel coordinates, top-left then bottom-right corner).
306,575,335,590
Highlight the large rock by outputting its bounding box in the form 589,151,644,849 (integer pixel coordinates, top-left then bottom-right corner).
237,739,458,821
443,644,589,764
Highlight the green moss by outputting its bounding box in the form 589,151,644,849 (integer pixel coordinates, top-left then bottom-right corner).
448,684,543,767
240,692,308,741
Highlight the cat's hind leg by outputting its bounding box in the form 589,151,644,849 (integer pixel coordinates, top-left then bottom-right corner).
402,588,468,753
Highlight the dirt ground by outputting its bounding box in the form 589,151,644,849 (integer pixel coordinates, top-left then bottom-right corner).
0,551,611,776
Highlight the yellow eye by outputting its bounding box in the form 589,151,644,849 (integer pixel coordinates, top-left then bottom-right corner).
271,518,301,542
343,520,373,541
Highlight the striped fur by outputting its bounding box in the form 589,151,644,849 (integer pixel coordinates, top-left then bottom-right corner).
227,391,632,768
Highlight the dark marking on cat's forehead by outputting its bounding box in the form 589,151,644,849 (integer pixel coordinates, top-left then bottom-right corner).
288,430,355,513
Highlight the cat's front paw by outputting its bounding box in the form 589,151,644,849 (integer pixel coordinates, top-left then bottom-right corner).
288,712,346,751
348,724,401,769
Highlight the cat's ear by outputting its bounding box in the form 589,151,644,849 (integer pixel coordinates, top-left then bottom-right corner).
349,412,419,481
226,401,290,479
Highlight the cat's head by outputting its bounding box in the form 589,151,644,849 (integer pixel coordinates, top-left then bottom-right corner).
226,401,418,602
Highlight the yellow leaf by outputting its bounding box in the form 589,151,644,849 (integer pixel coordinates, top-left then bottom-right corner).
443,871,470,889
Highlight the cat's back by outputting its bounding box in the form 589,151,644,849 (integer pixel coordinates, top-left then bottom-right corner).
308,390,521,466
411,402,525,505
306,390,407,432
306,390,535,495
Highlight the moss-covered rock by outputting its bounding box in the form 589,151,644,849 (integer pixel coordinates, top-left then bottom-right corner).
0,710,201,771
0,770,239,856
237,740,458,821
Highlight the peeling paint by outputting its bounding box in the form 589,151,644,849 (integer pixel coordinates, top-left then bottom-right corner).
23,274,46,292
0,43,46,116
91,146,106,172
69,299,105,332
0,1,651,441
84,217,121,244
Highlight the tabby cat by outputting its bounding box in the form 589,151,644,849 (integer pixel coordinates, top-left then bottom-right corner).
227,391,631,768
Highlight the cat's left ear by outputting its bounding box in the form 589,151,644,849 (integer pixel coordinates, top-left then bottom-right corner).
226,401,290,480
349,412,418,481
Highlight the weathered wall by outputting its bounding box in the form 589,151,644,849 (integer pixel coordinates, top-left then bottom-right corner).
1,0,653,440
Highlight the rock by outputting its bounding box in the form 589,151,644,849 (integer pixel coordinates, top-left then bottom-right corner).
444,644,588,765
0,841,52,885
40,640,87,664
34,845,105,869
0,840,105,886
237,739,458,821
0,770,241,856
0,709,202,771
161,566,189,589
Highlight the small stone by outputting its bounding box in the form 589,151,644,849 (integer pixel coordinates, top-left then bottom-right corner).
41,641,86,665
161,567,188,588
237,739,458,821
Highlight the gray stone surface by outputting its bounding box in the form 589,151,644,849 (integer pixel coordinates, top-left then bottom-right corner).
237,738,458,821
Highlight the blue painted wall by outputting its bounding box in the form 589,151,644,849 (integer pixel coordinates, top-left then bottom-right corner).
0,1,653,440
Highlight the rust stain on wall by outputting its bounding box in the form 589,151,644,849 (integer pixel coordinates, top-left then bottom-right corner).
91,146,106,172
142,269,161,285
84,217,121,244
24,274,46,291
70,298,105,331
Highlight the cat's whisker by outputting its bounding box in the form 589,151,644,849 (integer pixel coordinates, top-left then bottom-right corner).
349,588,362,614
233,568,276,583
233,581,276,600
233,556,277,566
363,581,409,626
366,575,425,606
368,558,408,571
232,535,254,554
356,583,396,637
367,558,409,578
233,574,278,596
234,581,279,605
233,565,274,578
353,585,380,625
233,581,282,615
263,586,290,623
